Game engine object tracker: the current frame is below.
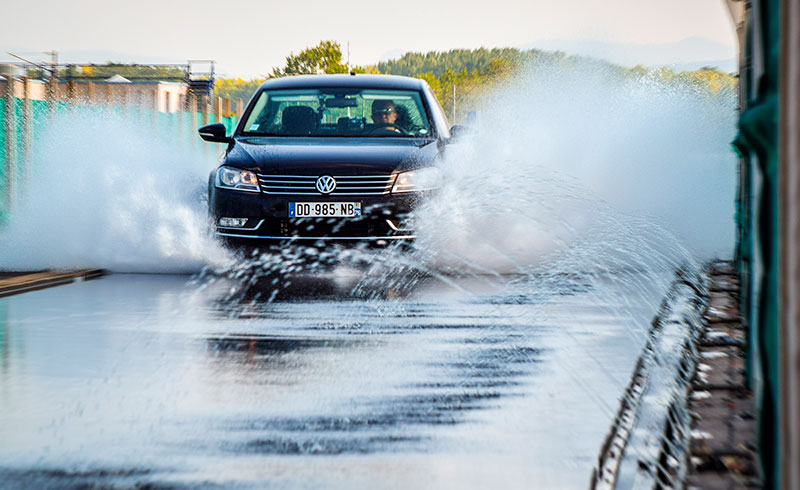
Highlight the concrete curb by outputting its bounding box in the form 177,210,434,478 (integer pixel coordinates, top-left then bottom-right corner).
685,261,760,488
0,269,106,298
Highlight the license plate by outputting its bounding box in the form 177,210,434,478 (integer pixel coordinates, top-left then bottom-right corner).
289,202,362,218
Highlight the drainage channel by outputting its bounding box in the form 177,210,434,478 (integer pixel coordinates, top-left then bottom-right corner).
590,265,707,489
591,260,760,489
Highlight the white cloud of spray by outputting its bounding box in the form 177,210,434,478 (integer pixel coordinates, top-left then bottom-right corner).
0,109,229,272
415,59,737,271
0,60,735,276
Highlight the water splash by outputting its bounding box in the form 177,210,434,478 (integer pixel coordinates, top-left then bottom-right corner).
0,59,734,286
0,108,230,273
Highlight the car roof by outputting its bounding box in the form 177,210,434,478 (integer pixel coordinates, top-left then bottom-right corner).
257,74,428,91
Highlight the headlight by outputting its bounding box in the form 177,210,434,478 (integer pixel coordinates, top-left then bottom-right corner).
392,167,443,193
215,166,260,192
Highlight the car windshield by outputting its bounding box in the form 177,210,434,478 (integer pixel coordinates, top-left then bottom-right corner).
241,88,432,138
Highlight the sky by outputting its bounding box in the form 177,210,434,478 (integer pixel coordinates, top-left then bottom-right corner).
2,0,737,78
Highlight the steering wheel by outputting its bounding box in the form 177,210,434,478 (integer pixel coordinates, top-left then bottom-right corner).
367,123,409,135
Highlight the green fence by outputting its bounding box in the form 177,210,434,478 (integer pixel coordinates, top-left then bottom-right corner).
0,96,237,224
733,0,782,487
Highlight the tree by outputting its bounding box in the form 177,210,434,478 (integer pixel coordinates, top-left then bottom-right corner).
271,41,349,77
214,77,266,101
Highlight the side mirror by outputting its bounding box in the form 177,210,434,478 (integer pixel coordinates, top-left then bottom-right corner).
199,123,232,143
448,124,471,141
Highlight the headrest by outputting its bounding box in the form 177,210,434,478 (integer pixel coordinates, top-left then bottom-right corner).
282,106,317,134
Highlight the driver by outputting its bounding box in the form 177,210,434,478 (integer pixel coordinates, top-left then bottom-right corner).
371,100,401,132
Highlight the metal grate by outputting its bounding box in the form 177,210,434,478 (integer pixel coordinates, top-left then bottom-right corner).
257,174,396,196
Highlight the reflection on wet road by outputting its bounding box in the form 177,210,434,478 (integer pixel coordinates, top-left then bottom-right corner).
0,271,669,489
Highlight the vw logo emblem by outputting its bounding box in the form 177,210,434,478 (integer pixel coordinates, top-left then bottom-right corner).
315,175,336,194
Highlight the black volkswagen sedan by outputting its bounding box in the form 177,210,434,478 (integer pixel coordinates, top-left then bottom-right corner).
201,74,454,246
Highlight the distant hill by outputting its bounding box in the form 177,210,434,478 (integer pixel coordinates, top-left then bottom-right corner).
376,47,546,78
662,59,737,73
521,36,737,73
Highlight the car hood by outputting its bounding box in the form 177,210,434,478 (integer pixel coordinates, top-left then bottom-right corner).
225,137,440,175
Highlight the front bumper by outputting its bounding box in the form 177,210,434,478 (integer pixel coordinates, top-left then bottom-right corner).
210,187,419,242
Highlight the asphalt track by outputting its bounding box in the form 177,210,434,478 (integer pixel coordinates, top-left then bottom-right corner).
0,269,671,489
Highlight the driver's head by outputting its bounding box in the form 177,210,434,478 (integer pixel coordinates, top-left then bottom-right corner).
371,100,398,125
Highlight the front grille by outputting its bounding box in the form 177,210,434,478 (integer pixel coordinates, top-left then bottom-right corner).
257,173,396,196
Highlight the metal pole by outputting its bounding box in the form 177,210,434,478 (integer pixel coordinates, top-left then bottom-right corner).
87,81,96,104
188,92,198,145
153,86,160,134
452,84,456,123
106,83,115,107
47,67,57,117
215,96,223,125
201,95,209,127
66,64,76,103
779,0,800,488
49,51,58,114
49,51,57,76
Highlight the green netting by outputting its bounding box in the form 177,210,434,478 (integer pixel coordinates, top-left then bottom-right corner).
0,97,25,224
0,97,7,224
0,97,235,226
733,0,782,486
13,98,23,169
30,100,49,150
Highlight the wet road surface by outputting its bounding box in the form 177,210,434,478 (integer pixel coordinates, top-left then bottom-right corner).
0,270,670,489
